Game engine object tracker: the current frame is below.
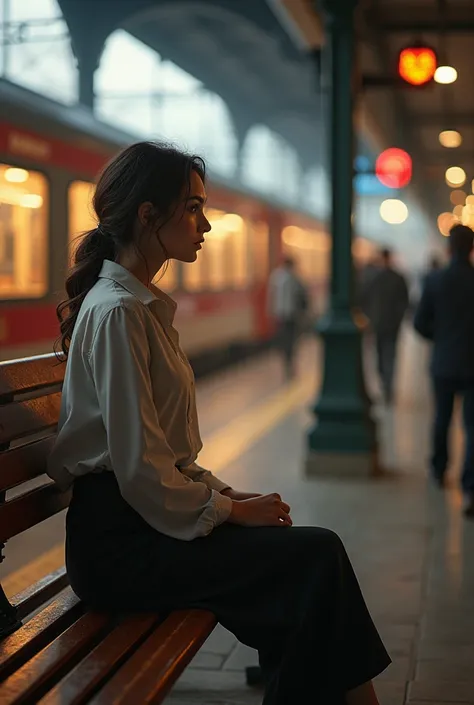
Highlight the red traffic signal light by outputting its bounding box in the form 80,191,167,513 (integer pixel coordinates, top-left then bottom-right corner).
398,45,437,86
375,148,412,189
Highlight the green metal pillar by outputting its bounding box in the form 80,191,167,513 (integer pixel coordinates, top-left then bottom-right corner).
306,0,378,476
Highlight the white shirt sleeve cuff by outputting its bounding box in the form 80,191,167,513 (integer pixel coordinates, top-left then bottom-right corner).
212,490,233,525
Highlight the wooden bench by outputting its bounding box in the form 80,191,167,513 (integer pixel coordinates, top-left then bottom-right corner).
0,353,217,704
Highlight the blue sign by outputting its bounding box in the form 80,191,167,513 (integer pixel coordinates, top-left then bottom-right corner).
354,173,394,196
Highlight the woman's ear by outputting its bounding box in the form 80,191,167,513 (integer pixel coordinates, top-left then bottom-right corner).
137,201,155,228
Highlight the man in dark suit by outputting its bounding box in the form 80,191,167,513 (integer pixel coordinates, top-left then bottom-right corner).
414,224,474,516
362,248,409,404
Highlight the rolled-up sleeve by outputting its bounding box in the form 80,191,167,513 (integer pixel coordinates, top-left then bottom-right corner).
88,305,232,540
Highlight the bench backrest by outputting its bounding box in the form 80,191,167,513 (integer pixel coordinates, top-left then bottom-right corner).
0,353,69,549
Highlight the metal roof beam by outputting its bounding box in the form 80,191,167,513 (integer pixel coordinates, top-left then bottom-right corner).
378,20,474,32
411,113,474,127
419,151,474,165
266,0,324,50
370,2,474,32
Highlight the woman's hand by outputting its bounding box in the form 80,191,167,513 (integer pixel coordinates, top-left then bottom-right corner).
226,493,292,528
221,488,262,501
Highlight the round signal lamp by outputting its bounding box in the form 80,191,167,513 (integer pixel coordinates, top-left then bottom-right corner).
375,148,412,189
398,46,437,86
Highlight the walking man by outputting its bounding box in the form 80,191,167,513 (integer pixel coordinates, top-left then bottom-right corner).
268,256,308,380
363,248,409,404
414,224,474,516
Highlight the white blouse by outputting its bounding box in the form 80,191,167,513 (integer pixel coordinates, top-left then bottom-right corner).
48,260,233,540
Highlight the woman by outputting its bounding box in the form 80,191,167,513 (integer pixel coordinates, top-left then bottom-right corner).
48,142,390,705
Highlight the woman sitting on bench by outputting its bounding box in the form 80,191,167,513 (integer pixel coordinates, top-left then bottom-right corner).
48,142,390,705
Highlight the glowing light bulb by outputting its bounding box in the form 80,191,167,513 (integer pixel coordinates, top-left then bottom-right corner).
434,66,457,84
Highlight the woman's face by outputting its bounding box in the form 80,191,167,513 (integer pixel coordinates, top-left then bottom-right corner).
157,170,211,263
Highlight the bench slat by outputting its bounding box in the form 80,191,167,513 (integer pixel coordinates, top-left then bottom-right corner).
0,483,71,543
0,355,64,401
90,610,216,705
12,567,69,622
0,436,56,493
39,615,161,705
0,612,111,704
0,393,61,445
0,588,82,682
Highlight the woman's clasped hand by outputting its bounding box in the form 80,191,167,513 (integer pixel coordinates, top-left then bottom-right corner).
227,492,292,528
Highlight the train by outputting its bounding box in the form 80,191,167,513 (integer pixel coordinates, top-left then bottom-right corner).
0,79,376,371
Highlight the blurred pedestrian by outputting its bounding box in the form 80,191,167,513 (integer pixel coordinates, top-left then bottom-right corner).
357,255,380,318
48,142,389,704
428,254,442,272
422,254,442,286
414,224,474,517
268,256,309,380
362,248,409,404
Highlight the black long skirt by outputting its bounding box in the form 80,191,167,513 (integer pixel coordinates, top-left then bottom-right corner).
66,473,391,704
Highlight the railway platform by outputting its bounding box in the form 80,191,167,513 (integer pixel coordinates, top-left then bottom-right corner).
2,332,474,705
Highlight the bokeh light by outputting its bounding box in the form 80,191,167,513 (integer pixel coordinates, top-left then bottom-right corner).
4,168,29,183
450,189,466,206
445,166,466,187
462,204,474,227
434,66,458,84
438,212,457,236
19,194,43,209
380,199,408,224
439,130,462,148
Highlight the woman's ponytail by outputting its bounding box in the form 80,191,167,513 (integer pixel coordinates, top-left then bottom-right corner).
56,227,115,357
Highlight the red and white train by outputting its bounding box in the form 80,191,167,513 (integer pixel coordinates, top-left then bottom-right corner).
0,80,376,366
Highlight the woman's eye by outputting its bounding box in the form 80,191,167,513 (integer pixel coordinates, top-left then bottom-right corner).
189,205,199,213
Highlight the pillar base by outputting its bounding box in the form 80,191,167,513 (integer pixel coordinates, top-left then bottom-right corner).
306,312,378,467
305,450,380,477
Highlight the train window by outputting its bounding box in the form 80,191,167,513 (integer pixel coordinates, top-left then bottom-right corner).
182,253,206,292
0,164,48,299
183,207,219,292
282,225,330,283
153,261,178,293
68,180,177,292
183,209,253,292
68,181,96,259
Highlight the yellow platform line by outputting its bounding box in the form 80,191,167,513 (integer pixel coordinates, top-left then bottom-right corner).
4,376,314,598
198,376,314,473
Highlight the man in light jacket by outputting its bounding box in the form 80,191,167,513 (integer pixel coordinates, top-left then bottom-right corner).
268,257,309,380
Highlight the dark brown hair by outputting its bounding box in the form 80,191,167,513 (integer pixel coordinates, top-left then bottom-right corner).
56,142,205,357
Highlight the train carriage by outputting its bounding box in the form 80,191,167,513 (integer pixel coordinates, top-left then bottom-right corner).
0,79,375,368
